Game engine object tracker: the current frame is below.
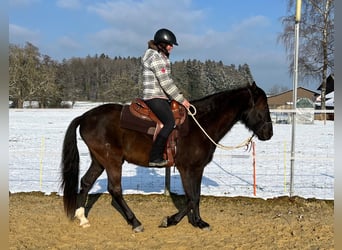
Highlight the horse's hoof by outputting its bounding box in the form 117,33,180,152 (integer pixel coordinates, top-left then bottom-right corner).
159,217,168,228
133,225,144,233
81,222,90,228
202,226,211,232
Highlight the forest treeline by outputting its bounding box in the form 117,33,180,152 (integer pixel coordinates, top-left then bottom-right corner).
9,42,254,108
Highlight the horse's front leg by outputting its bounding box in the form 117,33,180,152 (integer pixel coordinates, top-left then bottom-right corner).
160,165,211,230
184,173,211,230
186,197,210,230
159,200,190,228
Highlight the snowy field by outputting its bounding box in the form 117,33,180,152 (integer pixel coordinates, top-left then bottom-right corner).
9,104,334,200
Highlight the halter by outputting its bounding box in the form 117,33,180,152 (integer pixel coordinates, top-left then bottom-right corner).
245,87,272,138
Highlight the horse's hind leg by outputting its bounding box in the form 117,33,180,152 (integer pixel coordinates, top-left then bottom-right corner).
75,159,104,228
106,166,143,233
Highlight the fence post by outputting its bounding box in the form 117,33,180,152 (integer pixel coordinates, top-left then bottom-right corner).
164,167,171,196
290,0,302,197
252,141,256,196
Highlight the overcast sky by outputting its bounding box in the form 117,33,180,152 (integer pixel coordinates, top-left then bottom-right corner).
9,0,316,92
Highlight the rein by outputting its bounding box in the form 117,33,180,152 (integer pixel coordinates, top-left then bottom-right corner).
187,104,254,151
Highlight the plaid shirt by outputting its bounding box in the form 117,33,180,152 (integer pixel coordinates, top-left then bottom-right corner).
142,49,185,103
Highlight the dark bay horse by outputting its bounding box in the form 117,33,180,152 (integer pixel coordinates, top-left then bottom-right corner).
61,81,273,232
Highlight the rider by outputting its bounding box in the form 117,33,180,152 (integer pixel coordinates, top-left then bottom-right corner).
142,28,191,167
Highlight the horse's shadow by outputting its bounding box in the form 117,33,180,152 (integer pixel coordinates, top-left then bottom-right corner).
83,166,218,217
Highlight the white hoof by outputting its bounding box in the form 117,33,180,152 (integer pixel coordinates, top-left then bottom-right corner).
81,221,90,228
159,217,168,228
133,225,144,233
75,207,90,228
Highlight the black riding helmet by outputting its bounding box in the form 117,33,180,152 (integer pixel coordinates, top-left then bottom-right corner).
154,28,178,46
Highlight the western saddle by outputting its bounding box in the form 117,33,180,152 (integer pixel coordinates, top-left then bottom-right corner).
129,98,187,166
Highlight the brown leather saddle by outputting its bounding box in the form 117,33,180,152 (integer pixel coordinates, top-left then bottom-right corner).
120,98,188,166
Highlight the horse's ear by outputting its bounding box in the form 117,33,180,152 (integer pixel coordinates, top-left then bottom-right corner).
250,81,257,90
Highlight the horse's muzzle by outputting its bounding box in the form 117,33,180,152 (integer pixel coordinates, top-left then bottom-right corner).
257,122,273,141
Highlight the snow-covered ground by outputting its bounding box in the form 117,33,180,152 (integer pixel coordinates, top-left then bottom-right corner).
9,104,334,200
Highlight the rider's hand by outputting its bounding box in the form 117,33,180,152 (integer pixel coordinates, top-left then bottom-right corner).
182,99,191,109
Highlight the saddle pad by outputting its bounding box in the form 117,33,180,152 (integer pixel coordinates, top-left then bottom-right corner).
120,105,156,135
120,105,189,137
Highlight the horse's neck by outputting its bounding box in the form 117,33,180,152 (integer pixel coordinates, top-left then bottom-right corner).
195,89,250,142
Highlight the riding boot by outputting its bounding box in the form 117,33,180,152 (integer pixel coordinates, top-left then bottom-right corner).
149,135,168,167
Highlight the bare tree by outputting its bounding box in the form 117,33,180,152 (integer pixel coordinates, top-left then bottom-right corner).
9,43,41,108
35,55,61,108
278,0,334,110
9,42,61,108
268,84,290,96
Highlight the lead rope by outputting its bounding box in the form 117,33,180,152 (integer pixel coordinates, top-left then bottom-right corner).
186,104,254,150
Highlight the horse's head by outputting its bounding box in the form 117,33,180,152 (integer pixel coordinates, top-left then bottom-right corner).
242,82,273,141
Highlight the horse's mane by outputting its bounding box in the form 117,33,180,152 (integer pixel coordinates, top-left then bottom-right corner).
190,84,250,117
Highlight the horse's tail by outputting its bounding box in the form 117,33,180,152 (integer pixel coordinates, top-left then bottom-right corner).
60,115,82,219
